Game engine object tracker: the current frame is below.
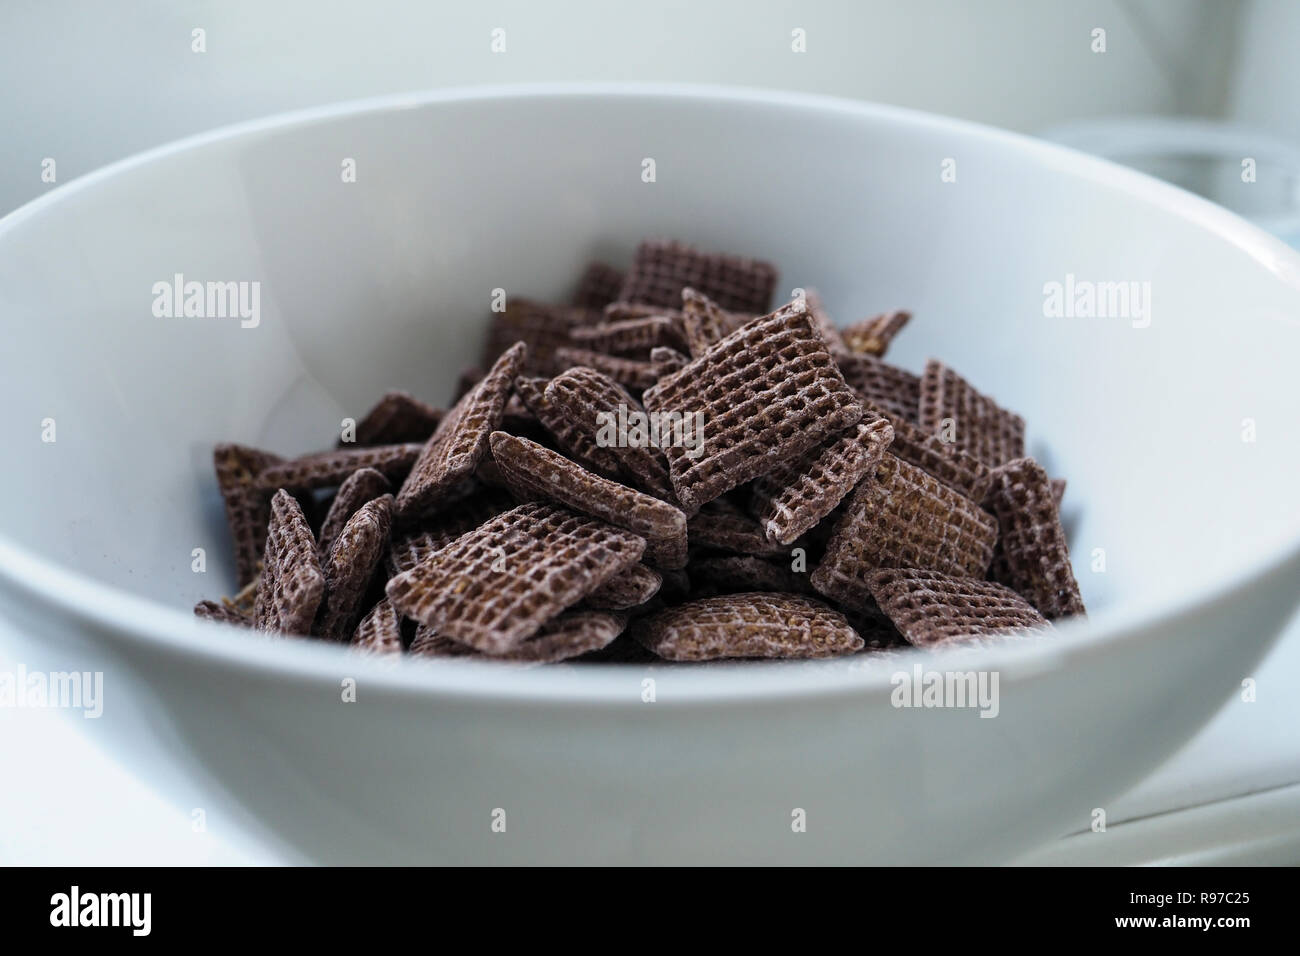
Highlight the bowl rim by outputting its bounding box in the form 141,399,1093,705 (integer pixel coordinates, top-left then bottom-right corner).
2,81,1300,704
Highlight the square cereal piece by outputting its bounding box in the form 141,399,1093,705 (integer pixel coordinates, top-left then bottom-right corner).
385,502,646,654
483,298,599,375
867,567,1050,647
572,261,626,310
811,452,997,608
749,414,895,546
918,359,1025,467
835,351,922,422
631,592,863,661
618,239,777,314
642,306,864,511
254,490,326,635
982,457,1085,619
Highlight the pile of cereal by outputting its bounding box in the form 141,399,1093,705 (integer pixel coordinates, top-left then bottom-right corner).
195,239,1083,662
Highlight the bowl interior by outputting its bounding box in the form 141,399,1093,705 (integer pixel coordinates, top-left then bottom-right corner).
2,87,1299,640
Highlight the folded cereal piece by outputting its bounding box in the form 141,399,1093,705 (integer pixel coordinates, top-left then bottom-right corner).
584,563,663,610
835,351,922,423
256,443,423,492
489,431,688,569
643,306,864,511
213,442,283,587
386,502,645,653
918,359,1025,467
546,367,676,500
866,401,992,501
569,315,688,355
344,390,443,447
572,261,626,310
513,376,623,479
680,287,732,357
482,299,599,375
632,592,863,661
840,310,911,357
350,596,404,655
982,457,1085,619
749,415,895,545
317,467,391,559
649,346,689,377
396,342,525,517
618,239,777,314
552,347,661,391
811,453,997,607
255,490,327,635
315,495,393,641
867,567,1050,647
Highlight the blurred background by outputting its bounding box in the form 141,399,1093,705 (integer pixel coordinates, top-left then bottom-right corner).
3,0,1300,243
2,0,1298,864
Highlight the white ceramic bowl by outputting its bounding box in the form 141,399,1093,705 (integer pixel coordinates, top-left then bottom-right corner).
2,85,1298,864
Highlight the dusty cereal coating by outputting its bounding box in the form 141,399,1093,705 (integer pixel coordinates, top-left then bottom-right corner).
385,502,646,654
642,307,865,512
552,347,661,392
546,367,676,500
350,596,404,656
584,563,663,610
982,458,1085,619
482,298,600,375
213,442,283,587
314,495,393,641
489,431,688,569
569,315,689,355
840,310,911,358
386,485,515,575
631,592,863,661
688,507,792,557
396,342,524,518
918,360,1026,468
572,261,626,310
867,567,1050,647
343,391,443,447
811,453,998,608
316,467,391,559
687,555,812,597
256,443,423,493
865,401,992,501
255,490,326,635
834,351,923,423
649,346,689,377
193,599,251,627
750,415,895,546
513,376,625,479
618,239,777,314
